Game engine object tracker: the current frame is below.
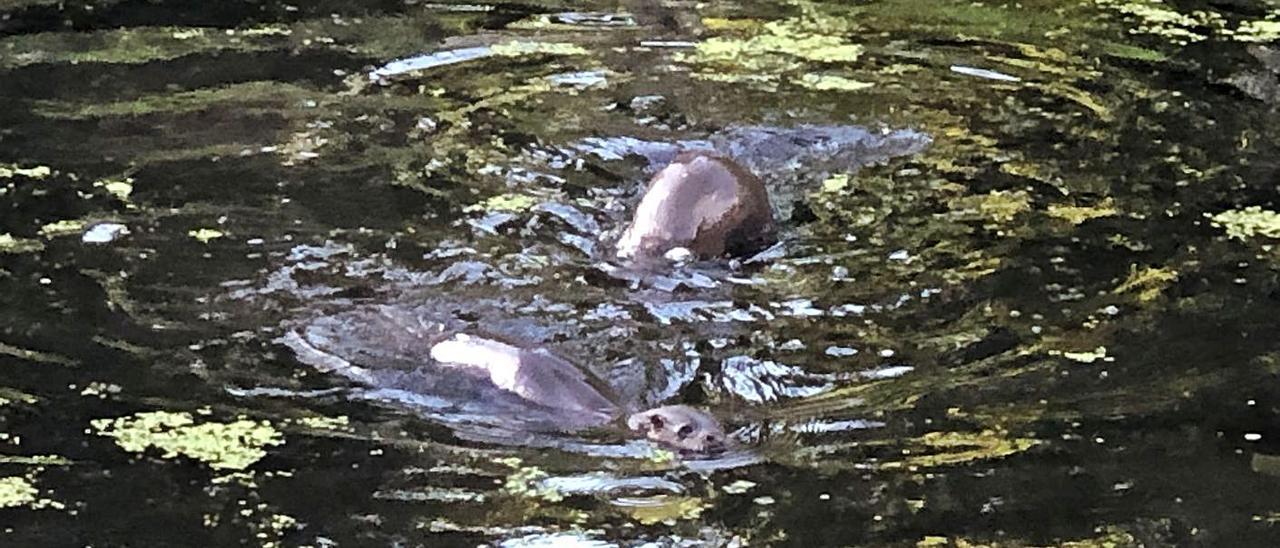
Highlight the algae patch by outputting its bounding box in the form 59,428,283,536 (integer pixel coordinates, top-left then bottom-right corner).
881,430,1038,470
38,219,87,238
1114,265,1177,302
490,41,589,57
797,73,875,91
0,164,52,179
612,495,706,524
465,193,539,213
189,228,226,243
0,234,44,254
0,476,62,510
0,476,37,508
91,411,283,471
1047,198,1118,224
1210,207,1280,241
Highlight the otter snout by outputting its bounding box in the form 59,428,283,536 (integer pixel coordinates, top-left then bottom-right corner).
627,405,729,455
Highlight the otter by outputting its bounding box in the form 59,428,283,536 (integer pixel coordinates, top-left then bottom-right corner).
615,151,776,261
281,307,729,455
430,333,729,454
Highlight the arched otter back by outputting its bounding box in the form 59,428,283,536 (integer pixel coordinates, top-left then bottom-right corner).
616,151,776,260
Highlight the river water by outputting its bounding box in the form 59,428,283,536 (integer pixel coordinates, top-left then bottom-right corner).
2,0,1280,546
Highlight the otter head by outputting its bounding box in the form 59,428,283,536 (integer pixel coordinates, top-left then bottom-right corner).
626,405,729,455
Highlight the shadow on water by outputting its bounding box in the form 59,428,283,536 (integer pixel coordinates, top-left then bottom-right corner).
2,0,1280,545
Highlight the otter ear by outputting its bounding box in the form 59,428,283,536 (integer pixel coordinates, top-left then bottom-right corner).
649,414,665,429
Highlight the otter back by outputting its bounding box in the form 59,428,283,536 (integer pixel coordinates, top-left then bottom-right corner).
616,151,775,260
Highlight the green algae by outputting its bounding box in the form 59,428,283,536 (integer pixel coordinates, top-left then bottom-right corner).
0,233,44,254
796,73,875,91
677,13,865,90
614,495,706,525
465,192,539,213
290,415,351,431
91,411,283,471
1211,207,1280,241
38,219,86,238
0,341,77,366
490,40,589,58
188,228,225,243
501,463,564,502
1047,198,1119,224
1053,346,1112,364
0,476,37,508
0,164,51,179
34,81,325,120
880,430,1038,470
918,526,1139,547
1230,20,1280,43
1114,265,1178,302
949,190,1032,228
1093,0,1220,44
96,177,134,203
0,25,285,68
0,476,63,510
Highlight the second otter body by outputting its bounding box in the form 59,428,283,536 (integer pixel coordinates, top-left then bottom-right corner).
429,333,729,454
282,307,729,455
616,151,776,261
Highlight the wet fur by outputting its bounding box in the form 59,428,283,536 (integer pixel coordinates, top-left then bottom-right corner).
617,151,776,259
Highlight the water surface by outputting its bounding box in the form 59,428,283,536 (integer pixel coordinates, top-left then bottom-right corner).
2,0,1280,545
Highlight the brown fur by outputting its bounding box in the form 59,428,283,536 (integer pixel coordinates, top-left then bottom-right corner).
616,151,776,260
626,405,729,454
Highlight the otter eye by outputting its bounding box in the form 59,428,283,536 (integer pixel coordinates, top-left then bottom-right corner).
649,415,665,429
677,424,694,438
705,435,719,443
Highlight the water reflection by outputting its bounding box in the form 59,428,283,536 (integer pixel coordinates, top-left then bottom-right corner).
2,0,1280,545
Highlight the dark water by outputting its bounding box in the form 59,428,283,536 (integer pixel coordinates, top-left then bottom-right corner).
3,0,1280,546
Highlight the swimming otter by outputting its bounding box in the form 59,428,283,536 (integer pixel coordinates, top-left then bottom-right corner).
616,151,776,261
281,307,729,455
430,333,729,454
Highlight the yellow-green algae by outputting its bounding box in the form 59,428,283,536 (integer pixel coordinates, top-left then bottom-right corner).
0,387,38,406
1114,265,1178,302
465,192,539,213
189,228,226,243
96,177,134,202
489,40,589,57
0,476,37,508
0,454,72,466
34,81,324,120
1047,198,1119,224
1053,346,1111,364
880,430,1038,470
290,415,351,431
0,341,77,366
0,233,44,254
918,526,1138,547
677,12,865,90
1211,207,1280,241
1229,20,1280,43
0,25,286,68
1093,0,1221,44
950,190,1032,227
796,73,875,91
0,475,62,510
0,164,51,179
498,458,565,502
38,219,87,238
612,495,706,525
91,411,283,471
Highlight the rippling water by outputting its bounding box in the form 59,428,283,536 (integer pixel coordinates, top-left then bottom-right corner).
2,0,1280,545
